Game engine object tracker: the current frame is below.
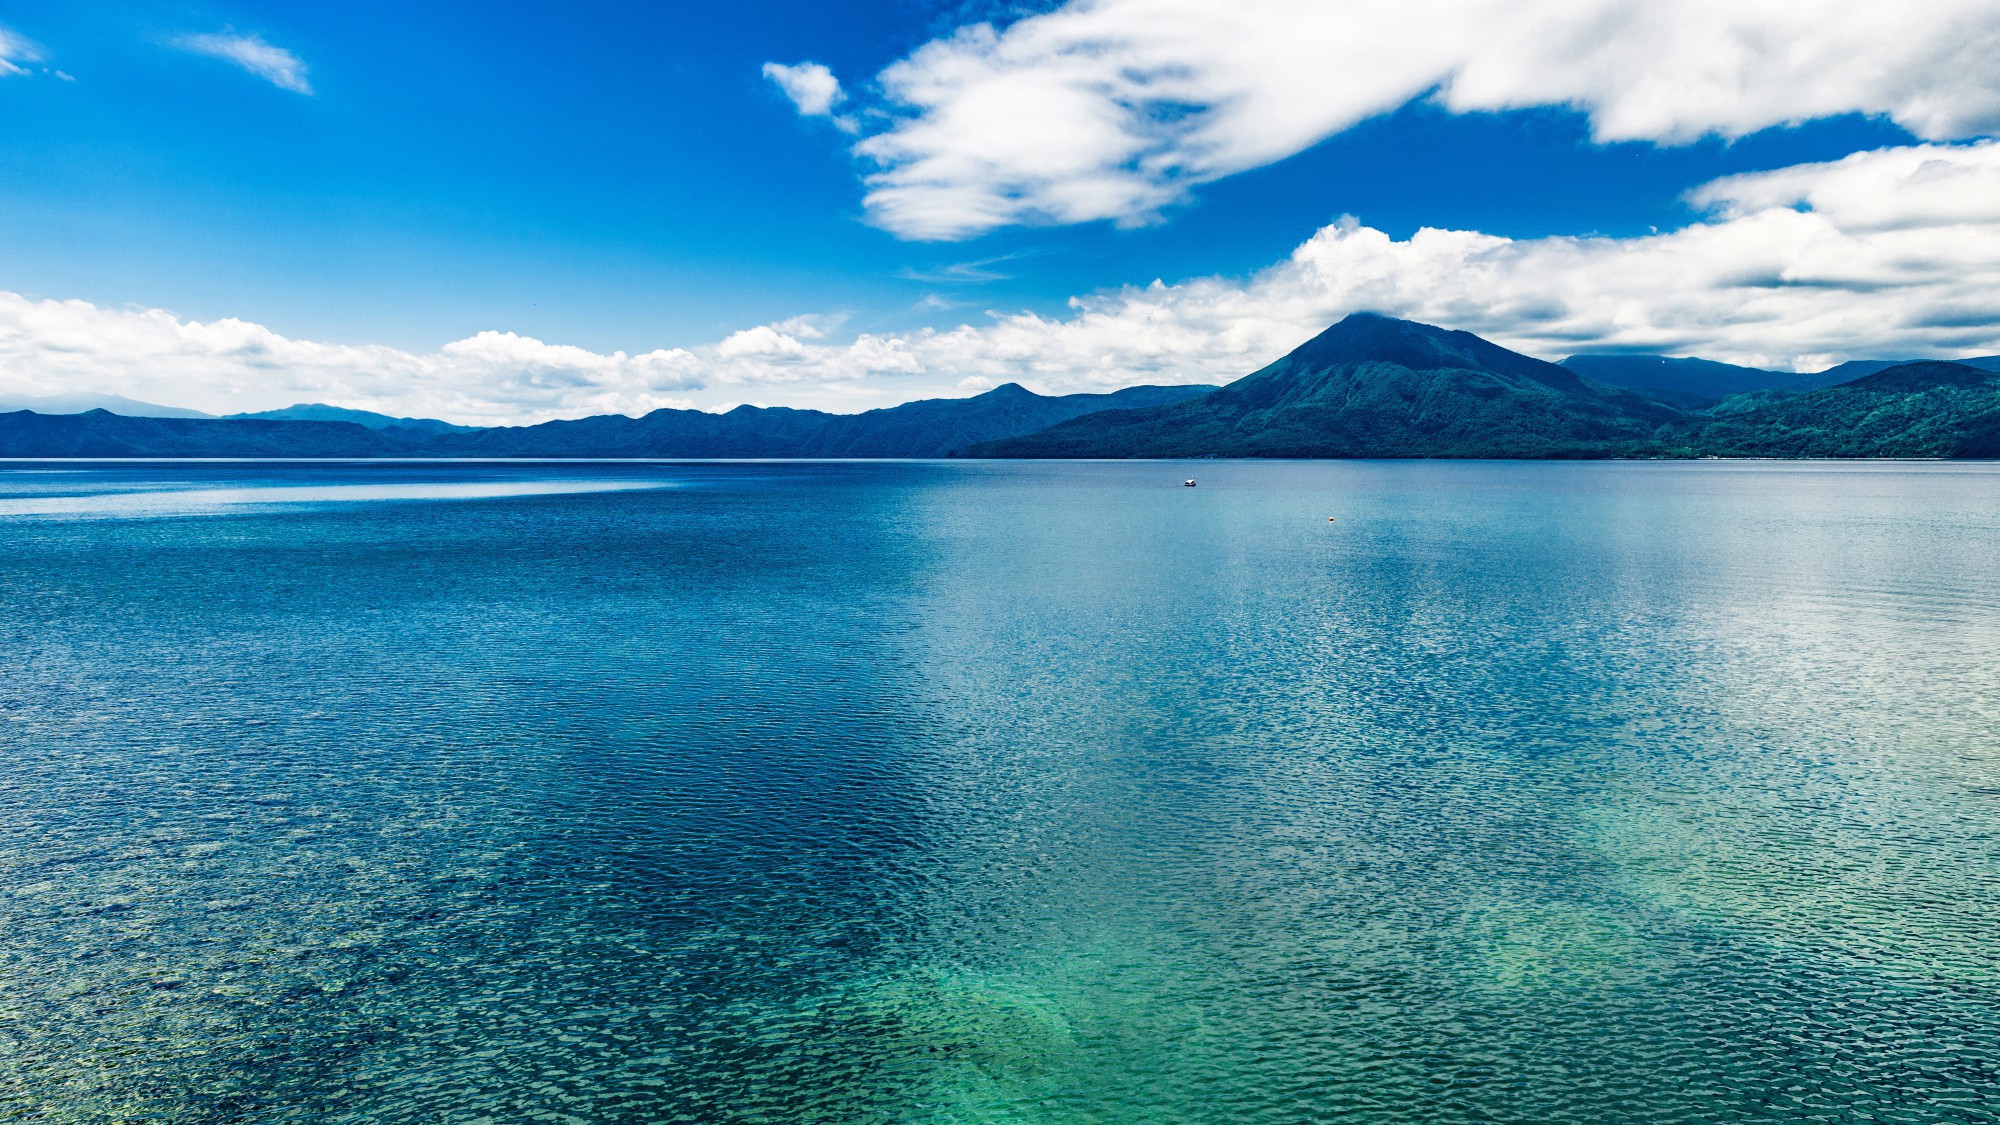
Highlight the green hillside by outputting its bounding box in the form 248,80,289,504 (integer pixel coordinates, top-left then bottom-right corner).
1657,362,2000,458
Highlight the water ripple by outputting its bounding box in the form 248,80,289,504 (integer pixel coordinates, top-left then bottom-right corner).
1,460,1997,1122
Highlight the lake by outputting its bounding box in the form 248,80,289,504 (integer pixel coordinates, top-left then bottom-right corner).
2,459,1998,1123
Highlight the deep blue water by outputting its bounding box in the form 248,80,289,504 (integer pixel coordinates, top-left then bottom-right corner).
2,459,1998,1123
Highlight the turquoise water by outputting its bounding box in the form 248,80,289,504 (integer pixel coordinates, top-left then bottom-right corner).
3,459,1999,1123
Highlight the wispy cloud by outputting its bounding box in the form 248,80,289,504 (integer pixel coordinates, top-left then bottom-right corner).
0,26,45,77
175,32,312,94
762,61,856,132
895,252,1033,283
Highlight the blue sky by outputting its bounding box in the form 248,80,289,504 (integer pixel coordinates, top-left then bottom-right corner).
1,1,1997,420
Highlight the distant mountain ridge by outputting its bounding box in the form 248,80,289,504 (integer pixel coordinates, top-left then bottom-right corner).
423,382,1215,457
975,314,1680,458
0,392,214,419
7,321,2000,460
0,383,1217,459
1558,355,1809,407
0,410,400,458
1561,352,2000,407
1808,355,2000,385
226,403,473,435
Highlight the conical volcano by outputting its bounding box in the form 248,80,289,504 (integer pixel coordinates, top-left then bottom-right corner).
970,313,1682,458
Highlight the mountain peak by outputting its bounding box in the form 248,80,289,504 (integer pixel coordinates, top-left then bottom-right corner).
1242,313,1600,406
974,382,1038,400
974,316,1676,458
227,402,472,433
1287,313,1502,373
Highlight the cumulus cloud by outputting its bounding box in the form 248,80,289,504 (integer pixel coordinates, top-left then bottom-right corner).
0,27,45,77
714,314,846,359
175,33,312,94
851,0,2000,239
715,324,813,359
0,302,709,425
872,142,2000,381
4,143,2000,420
763,61,856,131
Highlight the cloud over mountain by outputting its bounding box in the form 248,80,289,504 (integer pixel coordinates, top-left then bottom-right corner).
3,143,1998,421
846,0,2000,239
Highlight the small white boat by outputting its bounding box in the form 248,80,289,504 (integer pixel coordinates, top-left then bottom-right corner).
1183,478,1197,487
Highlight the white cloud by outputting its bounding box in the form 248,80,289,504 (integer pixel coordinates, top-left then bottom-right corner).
4,143,2000,421
0,27,45,77
763,61,856,131
0,304,709,425
875,142,2000,381
851,0,2000,239
715,324,812,359
175,33,312,94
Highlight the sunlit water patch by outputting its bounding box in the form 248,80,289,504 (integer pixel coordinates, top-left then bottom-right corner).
0,476,665,519
2,460,1998,1123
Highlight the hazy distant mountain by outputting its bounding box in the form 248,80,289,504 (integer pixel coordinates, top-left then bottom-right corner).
0,410,403,457
1660,362,2000,458
0,392,214,419
227,403,473,435
426,382,1218,458
972,314,1681,458
1558,354,1804,408
1805,355,2000,386
1562,353,2000,406
0,383,1217,459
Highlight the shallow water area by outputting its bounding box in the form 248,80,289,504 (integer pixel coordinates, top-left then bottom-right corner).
1,458,1998,1123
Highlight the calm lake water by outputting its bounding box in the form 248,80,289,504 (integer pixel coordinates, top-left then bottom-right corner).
2,459,1998,1123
